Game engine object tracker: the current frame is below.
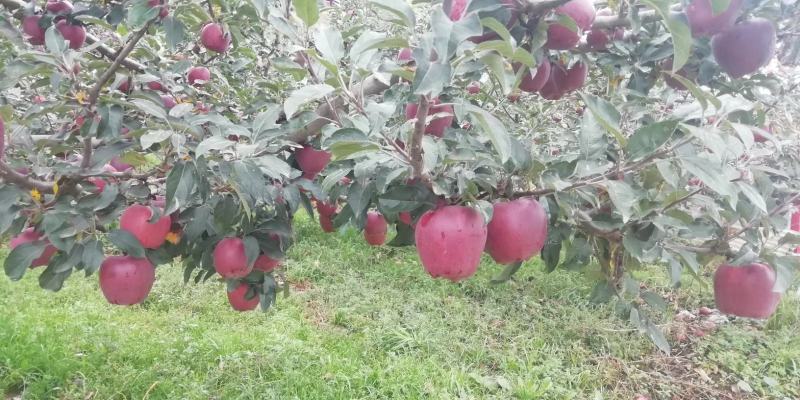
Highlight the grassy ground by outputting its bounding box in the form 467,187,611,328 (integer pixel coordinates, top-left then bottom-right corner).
1,213,799,400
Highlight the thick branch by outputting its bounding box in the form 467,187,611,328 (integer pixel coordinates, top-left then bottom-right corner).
0,0,145,72
88,20,156,105
0,162,55,193
409,96,430,181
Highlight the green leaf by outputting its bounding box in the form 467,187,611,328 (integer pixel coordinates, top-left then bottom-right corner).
329,141,381,160
44,26,67,55
81,238,105,276
254,155,292,179
4,241,47,280
162,15,185,50
413,62,451,98
460,103,512,163
313,26,344,64
368,0,415,28
128,0,159,27
292,0,319,27
580,93,626,146
541,236,562,273
737,182,767,214
641,0,692,71
626,120,678,161
480,17,512,43
680,156,735,199
243,236,260,267
646,320,671,354
165,162,197,214
140,129,173,150
107,229,146,258
130,98,168,120
284,84,335,118
195,135,233,156
710,0,731,15
490,261,523,284
605,180,638,222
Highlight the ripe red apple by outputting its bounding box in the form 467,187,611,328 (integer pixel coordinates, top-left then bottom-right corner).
399,211,413,226
517,59,551,93
405,98,454,138
415,206,488,282
119,204,171,249
110,156,132,172
562,62,588,92
295,145,331,179
147,81,166,92
200,22,231,53
253,254,280,273
187,66,211,86
540,61,587,100
55,20,85,49
147,0,169,18
117,79,131,93
485,198,548,264
21,15,46,45
227,283,259,311
364,211,388,246
790,210,800,231
99,256,155,306
213,237,252,278
397,48,413,63
161,95,176,109
661,58,696,91
316,201,337,219
686,0,742,37
9,228,58,268
467,81,480,94
714,263,781,319
87,177,106,192
546,0,596,50
319,213,336,232
712,18,776,79
46,0,73,14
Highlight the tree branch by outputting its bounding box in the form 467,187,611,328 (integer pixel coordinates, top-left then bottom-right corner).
409,96,430,182
0,0,145,72
0,162,55,193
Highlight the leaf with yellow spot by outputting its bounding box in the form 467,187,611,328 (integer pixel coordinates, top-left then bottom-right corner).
75,90,89,105
52,181,59,195
30,188,42,203
165,231,181,245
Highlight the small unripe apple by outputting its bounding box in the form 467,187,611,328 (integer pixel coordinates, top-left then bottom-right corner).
397,48,413,63
187,66,211,86
117,79,131,93
55,20,86,49
200,22,231,53
227,283,259,311
161,95,176,109
147,81,166,92
21,15,46,45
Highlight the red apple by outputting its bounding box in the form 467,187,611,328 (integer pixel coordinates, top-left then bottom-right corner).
119,204,172,249
116,79,131,93
790,210,800,231
295,145,332,179
213,237,252,278
21,15,46,46
397,48,413,63
546,0,596,50
87,177,106,192
147,81,166,92
399,211,413,226
316,201,337,217
9,228,58,268
147,0,169,18
364,211,388,246
517,59,551,93
110,156,132,172
485,198,548,264
467,81,480,94
447,0,468,21
714,263,781,319
187,66,211,86
686,0,742,37
405,98,454,138
55,20,85,49
319,213,336,233
200,22,231,53
415,206,488,281
712,18,776,79
99,256,155,306
46,0,73,14
227,283,259,311
540,61,587,100
253,254,280,273
161,95,176,109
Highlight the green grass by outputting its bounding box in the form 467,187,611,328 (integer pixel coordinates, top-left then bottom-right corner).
1,213,799,399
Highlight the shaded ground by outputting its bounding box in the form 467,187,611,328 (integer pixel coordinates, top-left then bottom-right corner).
1,214,798,399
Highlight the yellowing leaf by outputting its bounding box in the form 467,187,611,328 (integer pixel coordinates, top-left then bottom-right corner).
30,188,42,202
75,90,88,105
52,181,59,195
165,231,181,244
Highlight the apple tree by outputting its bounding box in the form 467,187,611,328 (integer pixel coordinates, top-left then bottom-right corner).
0,0,798,351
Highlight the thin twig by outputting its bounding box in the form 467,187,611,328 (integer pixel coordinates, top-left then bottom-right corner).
409,96,430,183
